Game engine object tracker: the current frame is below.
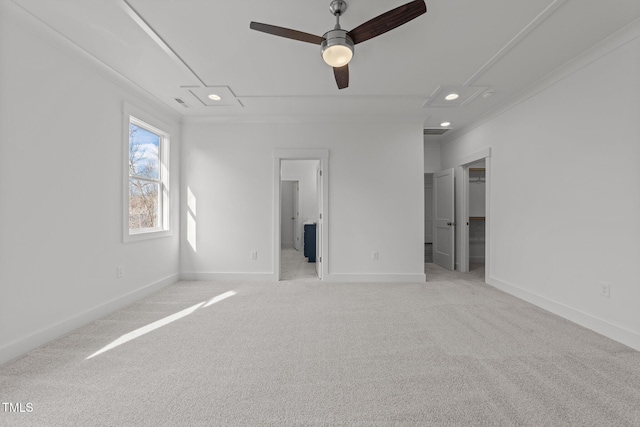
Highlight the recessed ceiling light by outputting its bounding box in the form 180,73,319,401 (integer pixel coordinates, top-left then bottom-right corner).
482,90,495,99
440,122,451,127
444,93,459,101
208,94,221,101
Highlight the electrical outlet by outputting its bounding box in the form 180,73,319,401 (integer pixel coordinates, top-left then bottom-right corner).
116,266,124,279
251,251,258,260
600,282,610,298
372,251,379,261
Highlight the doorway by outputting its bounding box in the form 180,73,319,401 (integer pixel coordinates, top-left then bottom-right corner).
458,148,491,279
467,161,486,276
280,162,317,281
273,150,329,281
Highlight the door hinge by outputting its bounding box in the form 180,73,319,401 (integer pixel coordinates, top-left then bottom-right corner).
319,213,322,219
319,170,323,176
319,256,322,262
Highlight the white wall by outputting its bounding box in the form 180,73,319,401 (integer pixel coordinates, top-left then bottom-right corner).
440,21,640,350
0,3,181,364
281,160,319,225
423,139,442,173
180,121,425,282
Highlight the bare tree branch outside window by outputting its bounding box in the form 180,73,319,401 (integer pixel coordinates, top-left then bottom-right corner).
129,124,161,230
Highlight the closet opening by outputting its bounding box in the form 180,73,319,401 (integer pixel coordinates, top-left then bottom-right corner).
466,161,486,276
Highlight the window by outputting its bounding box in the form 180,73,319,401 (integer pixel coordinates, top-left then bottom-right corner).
125,111,170,241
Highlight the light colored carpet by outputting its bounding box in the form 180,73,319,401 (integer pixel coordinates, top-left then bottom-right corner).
1,264,640,426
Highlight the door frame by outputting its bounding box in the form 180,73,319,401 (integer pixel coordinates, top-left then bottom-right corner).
315,162,323,280
293,181,301,251
273,149,329,281
457,148,491,281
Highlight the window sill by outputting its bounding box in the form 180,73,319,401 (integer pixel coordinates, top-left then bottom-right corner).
124,229,172,243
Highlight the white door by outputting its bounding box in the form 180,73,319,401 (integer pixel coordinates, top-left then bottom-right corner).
293,181,301,251
316,163,323,279
434,168,455,270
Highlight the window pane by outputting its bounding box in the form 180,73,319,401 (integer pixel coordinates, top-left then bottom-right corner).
129,123,160,180
129,179,159,230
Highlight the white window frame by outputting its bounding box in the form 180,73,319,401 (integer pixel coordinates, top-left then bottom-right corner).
123,103,172,242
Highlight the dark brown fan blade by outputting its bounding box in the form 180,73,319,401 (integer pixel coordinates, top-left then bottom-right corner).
347,0,427,45
333,65,349,90
250,22,324,45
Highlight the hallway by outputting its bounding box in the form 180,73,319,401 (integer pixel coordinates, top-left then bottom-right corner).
280,248,319,281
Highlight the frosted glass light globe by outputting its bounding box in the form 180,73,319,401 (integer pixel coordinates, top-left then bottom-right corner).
322,44,353,67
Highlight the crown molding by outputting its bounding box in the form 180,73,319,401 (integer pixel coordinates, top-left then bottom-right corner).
6,0,181,123
441,16,640,144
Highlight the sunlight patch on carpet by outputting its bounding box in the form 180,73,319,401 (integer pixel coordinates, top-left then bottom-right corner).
204,291,236,307
86,290,236,359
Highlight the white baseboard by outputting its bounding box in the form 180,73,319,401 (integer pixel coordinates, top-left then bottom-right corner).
0,273,179,366
180,272,277,281
181,271,426,283
487,275,640,352
324,273,427,283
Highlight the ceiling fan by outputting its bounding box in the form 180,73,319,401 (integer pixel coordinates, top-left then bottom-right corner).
250,0,427,90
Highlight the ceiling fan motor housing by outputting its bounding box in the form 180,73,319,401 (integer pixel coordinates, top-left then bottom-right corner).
329,0,348,16
321,29,354,67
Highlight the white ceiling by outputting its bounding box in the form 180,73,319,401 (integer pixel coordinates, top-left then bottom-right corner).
12,0,640,139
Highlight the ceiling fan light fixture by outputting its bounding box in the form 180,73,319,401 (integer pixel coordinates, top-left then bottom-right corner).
250,0,427,88
321,29,354,67
322,45,353,67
